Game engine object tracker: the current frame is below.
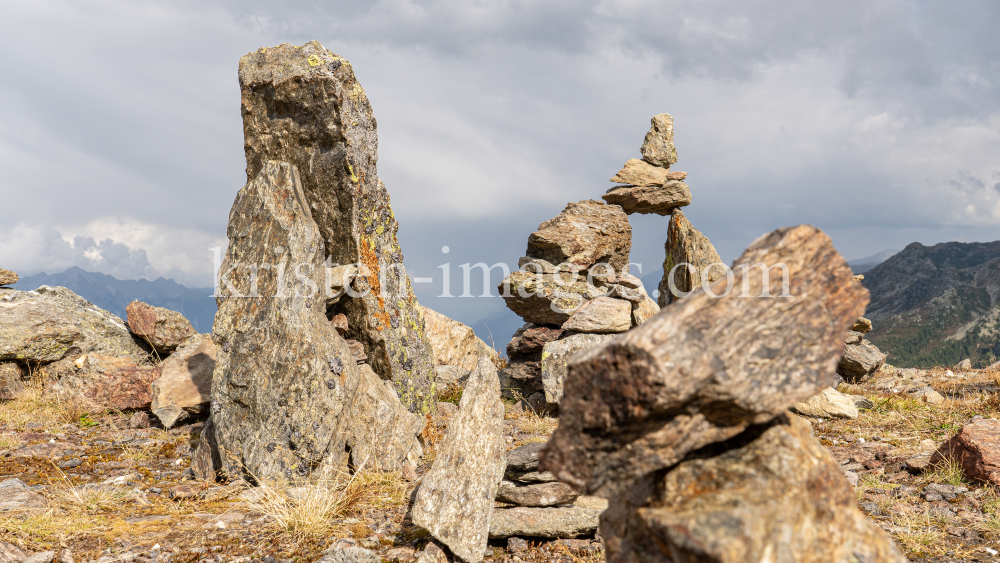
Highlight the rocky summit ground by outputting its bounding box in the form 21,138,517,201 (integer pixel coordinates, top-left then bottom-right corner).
0,382,602,563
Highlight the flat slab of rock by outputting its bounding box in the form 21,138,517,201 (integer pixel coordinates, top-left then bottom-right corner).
496,480,579,507
793,387,859,419
542,225,868,498
0,478,47,515
499,272,603,326
523,200,631,273
838,339,886,381
640,113,678,168
45,354,160,410
0,269,17,287
931,419,1000,485
656,210,723,307
126,301,197,356
610,415,907,562
240,41,436,411
602,181,691,216
421,306,494,374
0,286,149,365
561,297,631,334
507,441,545,472
609,158,673,187
207,161,422,482
541,333,617,407
413,356,506,563
488,506,601,539
151,334,216,428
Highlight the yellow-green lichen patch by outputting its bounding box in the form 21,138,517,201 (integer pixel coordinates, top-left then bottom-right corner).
307,55,324,67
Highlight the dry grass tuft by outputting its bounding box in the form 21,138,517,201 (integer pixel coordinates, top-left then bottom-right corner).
923,456,967,487
0,378,91,431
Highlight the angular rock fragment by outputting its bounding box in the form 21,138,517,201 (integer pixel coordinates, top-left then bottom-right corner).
630,296,659,327
0,541,27,563
656,210,724,307
851,317,873,333
330,313,349,335
931,419,1000,486
0,361,25,401
610,415,908,562
640,113,678,168
955,358,973,371
240,41,435,411
837,338,886,381
151,334,216,428
126,301,197,356
44,354,161,410
0,269,17,287
496,480,579,507
541,333,617,407
507,442,546,473
507,326,564,357
0,478,47,515
499,271,603,326
602,181,691,216
413,356,506,563
208,161,422,482
0,286,149,365
523,200,631,273
608,159,673,187
488,506,601,539
542,225,868,498
793,387,859,419
561,297,631,334
421,306,495,374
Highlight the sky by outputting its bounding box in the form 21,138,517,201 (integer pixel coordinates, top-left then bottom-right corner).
1,0,999,337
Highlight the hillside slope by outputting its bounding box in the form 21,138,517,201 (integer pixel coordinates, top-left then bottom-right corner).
863,240,1000,368
12,267,217,333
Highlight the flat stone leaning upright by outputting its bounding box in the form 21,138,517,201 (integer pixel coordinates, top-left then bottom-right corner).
239,41,436,412
206,162,423,483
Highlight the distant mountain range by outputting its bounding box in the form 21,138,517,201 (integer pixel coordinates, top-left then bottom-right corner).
849,249,900,274
863,241,1000,368
12,267,217,333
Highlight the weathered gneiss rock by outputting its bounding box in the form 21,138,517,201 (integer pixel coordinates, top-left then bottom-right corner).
602,181,691,216
499,271,604,326
931,419,1000,486
496,480,579,507
631,295,659,327
44,354,161,410
0,478,47,515
542,225,868,498
506,441,545,472
0,269,17,287
656,209,724,307
523,200,631,273
0,362,25,401
489,506,601,539
541,333,617,407
126,301,197,356
151,334,216,429
837,338,886,382
0,286,149,365
421,306,494,374
852,317,873,333
611,415,907,563
240,41,436,412
609,159,682,187
561,297,631,334
793,386,859,419
413,356,506,563
207,161,423,482
640,113,678,168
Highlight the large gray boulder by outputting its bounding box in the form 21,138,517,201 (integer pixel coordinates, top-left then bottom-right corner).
412,356,506,563
239,41,436,412
0,286,149,365
151,334,216,428
656,209,724,307
206,161,423,483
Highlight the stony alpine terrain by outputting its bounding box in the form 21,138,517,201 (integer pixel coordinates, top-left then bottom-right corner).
4,39,1000,563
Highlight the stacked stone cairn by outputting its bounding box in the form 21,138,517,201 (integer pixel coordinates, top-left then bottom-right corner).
838,315,887,382
497,200,659,410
